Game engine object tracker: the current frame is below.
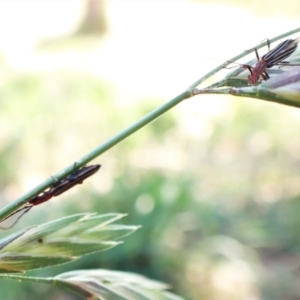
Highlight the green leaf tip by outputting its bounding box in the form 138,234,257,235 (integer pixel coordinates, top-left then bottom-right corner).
0,213,139,273
55,269,185,300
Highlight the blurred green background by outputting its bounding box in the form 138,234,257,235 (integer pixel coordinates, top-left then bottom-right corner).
1,0,300,299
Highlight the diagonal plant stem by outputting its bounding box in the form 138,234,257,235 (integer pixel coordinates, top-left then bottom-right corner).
1,27,300,224
192,85,300,108
0,91,191,221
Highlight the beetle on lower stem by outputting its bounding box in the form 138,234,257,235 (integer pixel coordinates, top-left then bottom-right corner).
0,164,101,229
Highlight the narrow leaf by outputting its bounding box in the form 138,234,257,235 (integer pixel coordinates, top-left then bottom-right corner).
0,213,137,273
0,253,73,273
54,269,185,300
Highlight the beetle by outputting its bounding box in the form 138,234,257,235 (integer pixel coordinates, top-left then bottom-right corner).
0,164,101,229
30,164,101,204
50,164,101,197
231,37,300,85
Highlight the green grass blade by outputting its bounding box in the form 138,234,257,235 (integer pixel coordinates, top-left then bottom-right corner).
54,269,185,300
0,213,138,273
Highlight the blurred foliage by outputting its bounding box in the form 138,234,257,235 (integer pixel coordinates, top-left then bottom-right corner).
75,0,107,36
1,2,300,299
1,61,300,300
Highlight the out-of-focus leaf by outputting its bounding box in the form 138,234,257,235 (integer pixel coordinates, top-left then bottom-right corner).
0,213,139,273
0,227,32,250
257,68,300,101
228,68,300,108
0,254,72,273
55,269,185,300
